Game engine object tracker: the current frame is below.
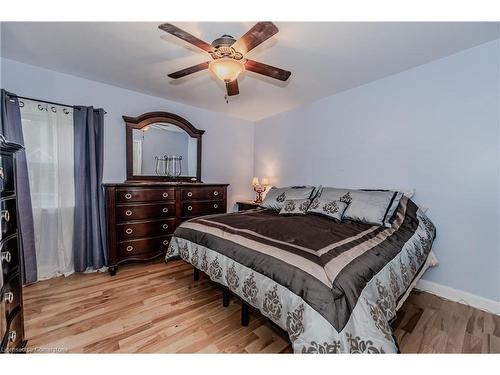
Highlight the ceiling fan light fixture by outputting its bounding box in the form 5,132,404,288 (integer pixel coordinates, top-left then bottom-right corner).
209,58,245,82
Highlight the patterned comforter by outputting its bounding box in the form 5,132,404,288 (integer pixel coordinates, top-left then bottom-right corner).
166,196,437,353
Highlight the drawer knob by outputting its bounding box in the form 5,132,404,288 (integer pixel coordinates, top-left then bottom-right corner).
8,330,16,342
125,228,133,234
162,192,169,198
0,167,4,180
126,245,134,252
162,240,169,246
162,224,169,229
1,251,11,263
162,207,169,213
213,191,219,196
1,210,10,222
187,191,193,197
214,204,218,209
124,193,132,200
125,210,133,216
4,291,14,304
187,205,193,211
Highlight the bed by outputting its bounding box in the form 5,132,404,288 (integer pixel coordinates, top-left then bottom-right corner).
166,195,437,353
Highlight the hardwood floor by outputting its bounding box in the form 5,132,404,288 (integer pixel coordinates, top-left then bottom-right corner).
23,260,500,353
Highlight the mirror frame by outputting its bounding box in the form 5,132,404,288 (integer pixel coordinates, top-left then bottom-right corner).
123,111,205,182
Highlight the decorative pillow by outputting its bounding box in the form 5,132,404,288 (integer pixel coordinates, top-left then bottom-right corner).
362,188,415,199
260,186,316,211
310,185,323,200
363,189,416,227
382,191,403,227
318,187,397,226
278,199,311,215
307,198,348,222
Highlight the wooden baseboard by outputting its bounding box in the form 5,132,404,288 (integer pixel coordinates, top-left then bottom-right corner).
415,279,500,316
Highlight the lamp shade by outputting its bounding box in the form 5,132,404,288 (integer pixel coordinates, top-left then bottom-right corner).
209,58,245,82
252,177,259,186
261,177,269,186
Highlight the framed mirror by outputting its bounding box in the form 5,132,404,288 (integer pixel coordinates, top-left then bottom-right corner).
124,112,204,182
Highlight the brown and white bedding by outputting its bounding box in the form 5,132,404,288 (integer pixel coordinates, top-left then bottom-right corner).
166,196,437,353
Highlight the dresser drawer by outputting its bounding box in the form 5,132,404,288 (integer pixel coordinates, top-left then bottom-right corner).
0,197,17,239
116,203,175,222
1,235,19,280
181,187,224,201
1,309,23,353
117,218,175,240
117,236,171,258
0,153,15,195
116,188,175,203
182,201,224,216
2,272,20,320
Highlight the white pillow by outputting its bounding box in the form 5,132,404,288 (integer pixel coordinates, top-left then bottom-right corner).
360,187,415,198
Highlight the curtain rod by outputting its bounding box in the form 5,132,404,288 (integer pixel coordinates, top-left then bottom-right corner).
13,94,108,114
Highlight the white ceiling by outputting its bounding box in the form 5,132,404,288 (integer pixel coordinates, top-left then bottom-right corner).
2,22,499,121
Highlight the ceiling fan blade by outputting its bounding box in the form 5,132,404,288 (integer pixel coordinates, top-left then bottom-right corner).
244,59,291,81
159,23,213,53
231,22,279,54
226,79,239,96
168,61,210,79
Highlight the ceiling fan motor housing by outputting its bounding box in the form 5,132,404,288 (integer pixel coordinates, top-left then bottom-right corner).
211,35,243,60
211,34,236,48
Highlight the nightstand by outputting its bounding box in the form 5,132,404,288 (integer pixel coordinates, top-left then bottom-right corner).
236,200,261,211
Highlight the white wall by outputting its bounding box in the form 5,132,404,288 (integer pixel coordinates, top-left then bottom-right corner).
1,58,255,210
254,40,500,302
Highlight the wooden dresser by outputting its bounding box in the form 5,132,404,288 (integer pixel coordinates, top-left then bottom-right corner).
104,182,229,275
0,137,26,353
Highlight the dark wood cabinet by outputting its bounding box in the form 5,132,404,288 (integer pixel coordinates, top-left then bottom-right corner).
115,202,176,222
116,218,175,239
0,236,19,281
116,187,175,203
180,187,225,201
0,153,15,196
181,200,224,217
104,182,228,275
0,137,26,353
1,197,17,239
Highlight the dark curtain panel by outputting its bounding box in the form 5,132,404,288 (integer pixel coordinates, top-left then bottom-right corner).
0,90,38,284
73,106,107,272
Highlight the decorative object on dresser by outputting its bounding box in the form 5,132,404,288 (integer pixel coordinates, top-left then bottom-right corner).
251,177,269,203
0,136,27,353
236,200,261,212
104,111,228,275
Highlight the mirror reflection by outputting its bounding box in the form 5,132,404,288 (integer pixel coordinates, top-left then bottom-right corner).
132,123,198,177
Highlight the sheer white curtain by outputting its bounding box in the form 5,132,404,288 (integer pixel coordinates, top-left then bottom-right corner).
20,99,75,280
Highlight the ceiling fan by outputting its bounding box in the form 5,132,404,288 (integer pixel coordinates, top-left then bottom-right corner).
158,22,291,99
